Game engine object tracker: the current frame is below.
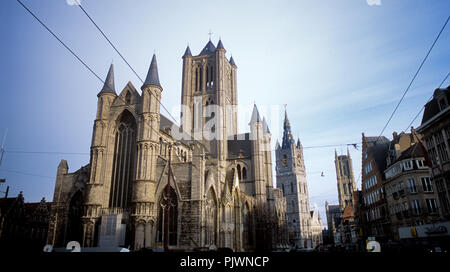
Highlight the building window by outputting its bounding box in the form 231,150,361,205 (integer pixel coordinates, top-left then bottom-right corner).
403,160,413,170
109,110,136,208
157,186,178,246
435,132,449,162
426,199,438,214
242,167,247,180
291,182,294,193
416,159,426,168
411,199,421,215
421,177,433,192
408,178,417,194
364,162,373,174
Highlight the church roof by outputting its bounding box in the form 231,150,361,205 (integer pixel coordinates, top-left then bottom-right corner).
275,139,281,149
262,117,270,134
249,104,261,124
142,54,162,89
216,39,225,50
200,40,216,55
229,56,236,66
98,63,116,95
281,109,295,149
183,45,192,57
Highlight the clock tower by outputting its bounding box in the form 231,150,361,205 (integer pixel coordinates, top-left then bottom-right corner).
275,109,312,249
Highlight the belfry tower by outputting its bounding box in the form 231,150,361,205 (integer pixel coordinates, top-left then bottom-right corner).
334,149,356,210
275,109,312,248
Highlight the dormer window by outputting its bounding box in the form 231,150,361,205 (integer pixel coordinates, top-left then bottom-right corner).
403,160,413,170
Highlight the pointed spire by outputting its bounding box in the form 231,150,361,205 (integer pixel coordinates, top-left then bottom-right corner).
283,108,291,130
275,139,281,150
183,45,192,57
262,117,270,134
281,108,295,149
142,54,162,89
99,63,116,95
216,38,225,51
297,137,301,148
249,104,261,125
229,55,236,67
200,40,216,55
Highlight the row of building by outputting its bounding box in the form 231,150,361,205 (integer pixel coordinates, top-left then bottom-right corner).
325,85,450,251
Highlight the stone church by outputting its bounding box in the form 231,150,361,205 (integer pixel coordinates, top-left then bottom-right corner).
46,39,289,251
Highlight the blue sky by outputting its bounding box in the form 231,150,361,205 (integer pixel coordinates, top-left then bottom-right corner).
0,0,449,228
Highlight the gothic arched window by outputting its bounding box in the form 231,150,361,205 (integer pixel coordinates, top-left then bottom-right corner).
205,188,217,246
242,203,252,249
156,186,178,246
242,167,247,180
237,164,241,180
109,110,136,208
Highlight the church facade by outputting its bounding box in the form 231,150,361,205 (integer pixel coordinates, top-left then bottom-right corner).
46,39,289,251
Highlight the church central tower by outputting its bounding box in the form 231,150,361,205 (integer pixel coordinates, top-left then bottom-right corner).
275,109,312,249
180,39,238,159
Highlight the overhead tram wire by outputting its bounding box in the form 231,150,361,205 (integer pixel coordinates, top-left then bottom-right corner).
374,15,449,145
404,72,450,132
74,0,181,128
15,0,104,84
0,168,55,180
4,140,362,157
15,0,165,142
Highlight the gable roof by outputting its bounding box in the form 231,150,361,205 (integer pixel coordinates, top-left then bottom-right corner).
365,136,391,173
419,86,450,129
200,40,216,55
